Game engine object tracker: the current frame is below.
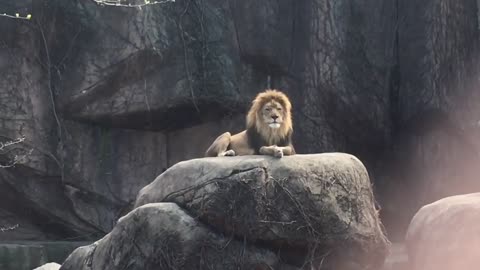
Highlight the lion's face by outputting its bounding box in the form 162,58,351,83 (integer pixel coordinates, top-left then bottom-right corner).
246,89,293,145
260,100,285,129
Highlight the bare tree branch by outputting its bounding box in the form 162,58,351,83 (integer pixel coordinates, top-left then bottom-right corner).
0,13,31,20
0,137,25,151
92,0,175,8
0,224,19,232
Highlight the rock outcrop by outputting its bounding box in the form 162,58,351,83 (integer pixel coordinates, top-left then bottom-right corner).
61,203,299,270
133,153,390,269
406,193,480,270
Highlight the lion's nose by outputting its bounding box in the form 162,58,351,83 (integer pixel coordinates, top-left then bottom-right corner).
272,115,278,120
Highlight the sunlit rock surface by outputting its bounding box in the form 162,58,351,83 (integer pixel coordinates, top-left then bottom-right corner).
407,193,480,270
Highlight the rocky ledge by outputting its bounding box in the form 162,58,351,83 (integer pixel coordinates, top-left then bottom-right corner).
61,153,390,270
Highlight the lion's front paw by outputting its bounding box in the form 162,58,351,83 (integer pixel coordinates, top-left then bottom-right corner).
273,147,283,158
223,149,236,156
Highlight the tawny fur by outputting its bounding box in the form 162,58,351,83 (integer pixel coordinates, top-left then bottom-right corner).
205,89,295,158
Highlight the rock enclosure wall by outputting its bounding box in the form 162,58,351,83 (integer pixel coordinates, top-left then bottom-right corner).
0,0,479,241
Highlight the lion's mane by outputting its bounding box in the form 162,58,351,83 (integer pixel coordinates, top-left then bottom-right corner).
246,89,293,147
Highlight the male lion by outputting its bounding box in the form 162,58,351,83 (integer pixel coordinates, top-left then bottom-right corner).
205,89,296,158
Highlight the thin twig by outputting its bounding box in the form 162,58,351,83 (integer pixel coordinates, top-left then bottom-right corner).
176,1,200,112
38,22,62,139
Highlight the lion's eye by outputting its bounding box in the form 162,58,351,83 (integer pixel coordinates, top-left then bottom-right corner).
277,108,282,111
265,108,271,111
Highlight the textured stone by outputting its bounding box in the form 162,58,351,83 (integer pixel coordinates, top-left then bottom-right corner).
1,0,480,242
135,153,390,269
61,203,297,270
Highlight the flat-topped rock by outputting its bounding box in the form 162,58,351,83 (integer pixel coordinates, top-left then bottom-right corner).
135,153,390,269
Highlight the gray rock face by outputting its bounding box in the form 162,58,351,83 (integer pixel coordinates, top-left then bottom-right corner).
1,0,480,242
61,203,296,270
135,153,390,269
406,193,480,270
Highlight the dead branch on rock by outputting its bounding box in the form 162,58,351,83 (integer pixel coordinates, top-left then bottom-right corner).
269,177,325,268
161,169,363,269
0,149,33,169
0,136,33,168
269,176,361,269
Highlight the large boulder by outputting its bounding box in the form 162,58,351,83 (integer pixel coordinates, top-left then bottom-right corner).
406,193,480,270
61,203,297,270
135,153,390,269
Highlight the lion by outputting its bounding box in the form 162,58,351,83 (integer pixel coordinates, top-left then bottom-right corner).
205,89,296,158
